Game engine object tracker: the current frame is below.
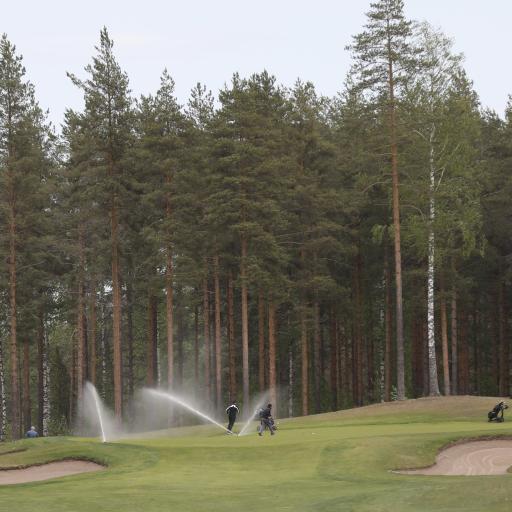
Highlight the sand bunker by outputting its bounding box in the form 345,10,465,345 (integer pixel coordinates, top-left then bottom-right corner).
0,460,104,485
398,440,512,476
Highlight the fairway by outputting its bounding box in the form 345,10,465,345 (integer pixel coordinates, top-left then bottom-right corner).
1,396,511,512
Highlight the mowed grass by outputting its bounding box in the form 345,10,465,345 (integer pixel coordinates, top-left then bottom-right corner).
1,396,512,512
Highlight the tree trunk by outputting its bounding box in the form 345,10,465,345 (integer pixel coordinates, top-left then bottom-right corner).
77,225,86,401
313,299,321,412
240,236,250,408
89,282,97,387
166,251,174,390
329,306,338,411
338,320,346,407
301,305,309,416
146,292,158,387
69,341,77,423
111,193,123,419
458,309,469,394
100,297,107,400
213,255,222,408
9,186,20,439
258,289,266,393
37,308,44,434
426,125,440,396
0,337,6,440
228,272,237,401
451,290,458,394
498,280,509,396
422,318,429,397
203,273,211,402
491,304,500,393
23,338,31,432
411,318,422,397
268,298,277,413
288,338,294,418
42,318,50,437
353,253,364,406
387,42,406,401
440,280,450,395
384,232,393,402
194,304,199,396
177,305,184,390
125,283,134,400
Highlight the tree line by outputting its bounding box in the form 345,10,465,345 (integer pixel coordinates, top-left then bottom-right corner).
0,0,511,440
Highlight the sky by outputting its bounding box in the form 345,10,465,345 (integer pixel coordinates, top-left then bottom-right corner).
3,0,511,128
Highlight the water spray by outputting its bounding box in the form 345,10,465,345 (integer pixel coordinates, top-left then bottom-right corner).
84,382,107,443
238,393,270,436
146,389,232,434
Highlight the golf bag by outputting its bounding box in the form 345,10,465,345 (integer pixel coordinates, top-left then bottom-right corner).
257,418,276,434
488,401,508,422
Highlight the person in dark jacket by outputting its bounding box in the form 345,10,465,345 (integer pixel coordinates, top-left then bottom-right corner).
258,403,275,436
26,426,39,438
226,402,239,433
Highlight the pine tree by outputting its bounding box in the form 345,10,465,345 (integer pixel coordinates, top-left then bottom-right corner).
347,0,419,400
68,28,132,418
0,34,53,438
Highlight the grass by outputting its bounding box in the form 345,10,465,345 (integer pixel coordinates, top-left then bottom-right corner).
1,396,511,512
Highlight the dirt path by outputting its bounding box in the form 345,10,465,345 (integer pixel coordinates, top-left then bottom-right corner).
398,440,512,476
0,460,104,485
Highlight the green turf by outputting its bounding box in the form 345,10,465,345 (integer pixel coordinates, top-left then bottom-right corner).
1,396,511,512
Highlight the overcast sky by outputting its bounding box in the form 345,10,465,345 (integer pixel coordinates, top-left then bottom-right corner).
4,0,511,128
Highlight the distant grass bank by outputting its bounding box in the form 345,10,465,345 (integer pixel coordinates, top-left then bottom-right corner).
1,396,511,512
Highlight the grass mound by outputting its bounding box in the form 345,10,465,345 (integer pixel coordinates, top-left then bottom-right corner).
0,396,511,512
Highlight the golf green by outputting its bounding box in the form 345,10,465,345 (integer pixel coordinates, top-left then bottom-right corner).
1,396,511,512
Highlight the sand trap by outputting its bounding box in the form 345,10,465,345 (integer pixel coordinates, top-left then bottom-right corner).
398,440,512,476
0,460,104,485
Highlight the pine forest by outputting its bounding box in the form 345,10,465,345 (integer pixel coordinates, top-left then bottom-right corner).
1,0,512,440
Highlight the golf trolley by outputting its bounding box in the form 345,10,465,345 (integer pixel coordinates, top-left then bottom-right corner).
488,401,508,422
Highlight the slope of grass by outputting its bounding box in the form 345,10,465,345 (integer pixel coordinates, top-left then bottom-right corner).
1,396,511,512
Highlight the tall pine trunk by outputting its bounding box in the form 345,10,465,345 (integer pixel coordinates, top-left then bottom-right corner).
0,337,6,440
288,339,294,418
166,251,174,390
384,232,393,402
313,299,321,412
268,298,277,413
301,306,309,416
194,304,199,395
23,338,31,431
41,316,50,437
213,255,222,408
258,289,266,392
176,306,184,390
451,290,458,394
440,279,450,395
458,309,469,394
240,237,250,408
125,283,134,400
111,191,123,418
203,272,211,402
37,308,44,434
8,175,20,439
228,272,237,401
76,225,86,401
329,306,338,411
498,279,509,396
388,42,406,401
146,292,158,386
89,282,97,387
353,253,364,406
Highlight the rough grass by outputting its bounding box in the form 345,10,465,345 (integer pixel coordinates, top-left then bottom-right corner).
1,396,511,512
